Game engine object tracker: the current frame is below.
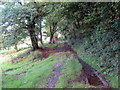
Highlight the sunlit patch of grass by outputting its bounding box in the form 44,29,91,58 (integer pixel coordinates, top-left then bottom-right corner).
106,76,118,88
1,48,42,75
42,43,58,49
52,52,71,61
2,55,57,88
0,48,31,65
11,48,31,58
54,40,65,45
0,55,11,65
55,55,82,88
2,48,64,88
71,83,96,88
72,83,85,88
1,60,33,75
0,49,14,55
41,40,65,49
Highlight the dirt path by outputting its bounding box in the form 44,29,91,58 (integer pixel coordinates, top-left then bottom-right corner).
39,42,111,88
46,57,66,88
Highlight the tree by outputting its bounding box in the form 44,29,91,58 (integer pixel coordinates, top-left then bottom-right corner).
30,2,48,45
1,24,27,51
60,2,120,40
1,2,42,50
44,3,62,44
59,2,120,76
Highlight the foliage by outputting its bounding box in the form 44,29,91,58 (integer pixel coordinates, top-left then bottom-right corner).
1,2,47,50
59,2,119,77
58,3,119,88
44,3,62,44
0,2,119,88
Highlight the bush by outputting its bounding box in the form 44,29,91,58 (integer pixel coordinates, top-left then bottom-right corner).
70,28,119,77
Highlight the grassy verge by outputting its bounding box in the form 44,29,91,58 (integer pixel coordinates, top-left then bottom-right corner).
55,55,82,88
42,43,58,49
42,40,65,49
0,49,14,55
106,76,118,88
72,45,118,88
0,48,31,65
2,55,57,88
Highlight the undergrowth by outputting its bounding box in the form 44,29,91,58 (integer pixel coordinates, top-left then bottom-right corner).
69,29,119,88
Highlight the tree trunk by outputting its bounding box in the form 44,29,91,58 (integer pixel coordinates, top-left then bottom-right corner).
29,29,39,50
27,20,40,50
14,44,18,52
73,29,77,40
39,19,43,45
49,33,54,44
53,36,55,44
49,24,57,44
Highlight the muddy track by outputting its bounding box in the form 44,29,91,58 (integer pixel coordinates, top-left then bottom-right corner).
46,58,66,88
39,42,111,88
